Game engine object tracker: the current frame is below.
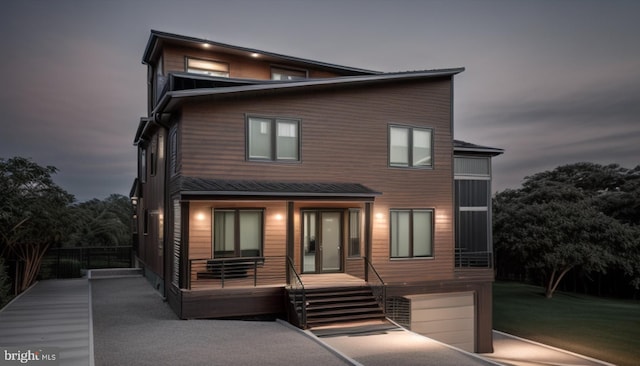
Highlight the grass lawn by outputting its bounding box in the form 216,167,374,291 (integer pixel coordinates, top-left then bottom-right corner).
493,281,640,366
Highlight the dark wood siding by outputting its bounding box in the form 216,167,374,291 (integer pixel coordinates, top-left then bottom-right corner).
178,77,455,284
137,129,167,281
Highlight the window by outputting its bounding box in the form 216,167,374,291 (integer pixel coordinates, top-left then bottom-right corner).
390,209,433,258
271,66,307,80
169,127,178,176
143,209,149,235
389,126,433,168
247,116,300,161
139,147,147,183
186,57,229,77
454,156,493,267
213,209,263,258
150,135,158,176
348,209,361,257
455,179,490,253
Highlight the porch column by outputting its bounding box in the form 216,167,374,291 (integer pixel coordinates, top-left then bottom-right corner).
364,201,373,282
285,201,294,284
180,200,190,290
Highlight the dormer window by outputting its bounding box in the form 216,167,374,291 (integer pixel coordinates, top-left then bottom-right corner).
271,66,307,80
186,57,229,77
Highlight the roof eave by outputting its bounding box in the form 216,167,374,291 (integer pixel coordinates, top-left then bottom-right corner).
143,30,380,75
152,68,465,114
454,147,504,156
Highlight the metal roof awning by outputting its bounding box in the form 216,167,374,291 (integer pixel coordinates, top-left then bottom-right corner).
180,177,381,200
453,139,504,156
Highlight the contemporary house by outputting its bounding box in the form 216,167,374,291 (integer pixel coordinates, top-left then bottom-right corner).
131,30,502,353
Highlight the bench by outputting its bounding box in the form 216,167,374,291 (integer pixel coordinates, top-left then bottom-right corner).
197,257,265,283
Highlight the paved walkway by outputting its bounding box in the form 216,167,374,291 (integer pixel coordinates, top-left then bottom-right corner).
314,322,499,366
0,277,617,366
0,279,92,366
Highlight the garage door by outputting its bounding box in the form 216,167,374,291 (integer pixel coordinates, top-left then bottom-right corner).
405,291,475,352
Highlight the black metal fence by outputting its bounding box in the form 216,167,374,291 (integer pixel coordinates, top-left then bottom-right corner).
40,246,133,279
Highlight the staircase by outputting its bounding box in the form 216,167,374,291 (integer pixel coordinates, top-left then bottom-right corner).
288,286,385,328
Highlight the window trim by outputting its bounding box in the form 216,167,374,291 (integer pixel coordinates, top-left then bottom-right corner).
246,115,301,162
212,208,264,258
388,124,434,169
389,208,435,259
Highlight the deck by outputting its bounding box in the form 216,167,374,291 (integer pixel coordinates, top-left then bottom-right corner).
300,273,367,288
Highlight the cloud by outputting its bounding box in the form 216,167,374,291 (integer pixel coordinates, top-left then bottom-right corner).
467,76,640,191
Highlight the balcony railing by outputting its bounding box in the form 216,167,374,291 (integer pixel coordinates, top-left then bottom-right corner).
455,249,493,268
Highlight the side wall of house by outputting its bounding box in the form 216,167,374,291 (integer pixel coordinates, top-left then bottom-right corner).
178,77,455,284
136,128,166,291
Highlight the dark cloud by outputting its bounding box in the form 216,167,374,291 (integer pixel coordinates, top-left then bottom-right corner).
468,78,640,191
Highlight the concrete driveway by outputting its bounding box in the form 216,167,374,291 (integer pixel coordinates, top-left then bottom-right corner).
0,276,617,366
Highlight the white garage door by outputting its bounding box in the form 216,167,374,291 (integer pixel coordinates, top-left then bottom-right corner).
405,291,475,352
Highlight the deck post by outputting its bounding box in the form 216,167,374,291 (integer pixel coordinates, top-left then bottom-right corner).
364,202,373,282
286,201,294,284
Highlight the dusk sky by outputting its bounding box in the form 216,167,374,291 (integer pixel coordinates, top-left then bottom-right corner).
1,0,639,202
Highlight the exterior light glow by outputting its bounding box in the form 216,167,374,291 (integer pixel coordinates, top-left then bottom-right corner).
274,213,283,221
195,213,205,221
251,53,260,58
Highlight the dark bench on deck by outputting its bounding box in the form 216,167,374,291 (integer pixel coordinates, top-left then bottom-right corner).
197,257,265,286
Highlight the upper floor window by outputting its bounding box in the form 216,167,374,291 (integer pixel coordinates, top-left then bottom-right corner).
390,209,434,259
389,125,433,168
247,116,300,162
139,147,147,183
169,127,178,176
271,66,307,80
186,57,229,77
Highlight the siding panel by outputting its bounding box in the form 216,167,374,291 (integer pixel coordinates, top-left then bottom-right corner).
180,78,455,284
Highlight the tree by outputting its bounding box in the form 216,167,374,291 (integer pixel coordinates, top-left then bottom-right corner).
0,257,11,308
66,194,132,247
494,163,639,298
0,157,74,293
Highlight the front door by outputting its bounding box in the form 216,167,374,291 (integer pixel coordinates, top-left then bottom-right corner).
302,211,342,273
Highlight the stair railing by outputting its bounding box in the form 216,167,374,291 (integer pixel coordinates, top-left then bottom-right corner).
286,256,306,328
365,257,386,314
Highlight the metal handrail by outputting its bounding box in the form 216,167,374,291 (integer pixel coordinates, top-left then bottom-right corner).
364,257,386,314
455,249,493,268
286,256,306,328
188,257,264,289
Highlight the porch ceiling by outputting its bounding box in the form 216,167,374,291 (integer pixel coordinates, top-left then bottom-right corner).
180,177,381,200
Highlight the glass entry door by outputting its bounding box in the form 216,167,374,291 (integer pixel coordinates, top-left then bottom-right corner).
302,211,342,273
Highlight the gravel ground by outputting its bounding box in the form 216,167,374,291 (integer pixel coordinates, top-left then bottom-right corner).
91,277,350,366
